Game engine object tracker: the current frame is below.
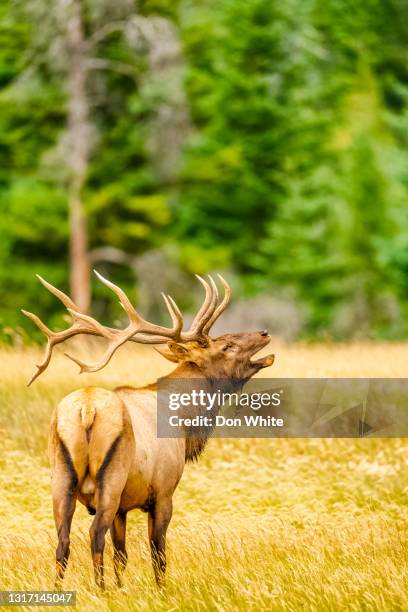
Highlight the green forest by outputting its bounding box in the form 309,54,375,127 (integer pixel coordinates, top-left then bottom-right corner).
1,0,408,342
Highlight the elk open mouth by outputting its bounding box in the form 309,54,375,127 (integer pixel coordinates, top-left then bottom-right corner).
250,353,275,368
249,334,274,368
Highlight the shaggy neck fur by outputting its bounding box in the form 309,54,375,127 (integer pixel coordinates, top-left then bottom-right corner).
165,362,247,462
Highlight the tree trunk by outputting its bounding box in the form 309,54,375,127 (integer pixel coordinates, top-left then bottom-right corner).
65,0,91,312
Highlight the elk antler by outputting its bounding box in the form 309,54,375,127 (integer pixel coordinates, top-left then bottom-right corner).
22,271,231,383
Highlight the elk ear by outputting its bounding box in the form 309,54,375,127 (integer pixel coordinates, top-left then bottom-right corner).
155,342,190,363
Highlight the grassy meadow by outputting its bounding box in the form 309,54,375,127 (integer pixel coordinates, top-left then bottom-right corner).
1,341,408,610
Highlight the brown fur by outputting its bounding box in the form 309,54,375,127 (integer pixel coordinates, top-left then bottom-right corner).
49,331,274,588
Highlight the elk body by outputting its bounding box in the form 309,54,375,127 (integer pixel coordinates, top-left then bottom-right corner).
24,274,274,588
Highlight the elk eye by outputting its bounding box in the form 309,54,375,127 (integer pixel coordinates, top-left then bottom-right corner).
222,343,232,352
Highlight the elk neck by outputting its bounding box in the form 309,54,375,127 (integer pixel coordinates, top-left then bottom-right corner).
163,361,246,462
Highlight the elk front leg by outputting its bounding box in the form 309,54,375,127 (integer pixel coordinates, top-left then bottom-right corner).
148,497,173,587
110,511,127,587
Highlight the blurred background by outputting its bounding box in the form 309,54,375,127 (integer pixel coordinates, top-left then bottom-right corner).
1,0,408,344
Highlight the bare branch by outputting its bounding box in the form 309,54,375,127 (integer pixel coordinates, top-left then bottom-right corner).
87,21,127,49
86,58,137,79
89,246,138,268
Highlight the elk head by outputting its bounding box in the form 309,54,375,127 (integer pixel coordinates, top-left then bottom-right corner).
157,333,274,381
22,272,274,384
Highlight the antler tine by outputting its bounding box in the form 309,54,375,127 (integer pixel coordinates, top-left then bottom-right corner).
21,309,54,385
200,274,219,326
36,275,77,310
207,274,219,308
64,296,185,373
65,323,183,373
64,325,139,374
63,352,88,372
66,309,114,337
95,270,183,339
191,275,213,329
21,307,101,386
161,293,183,333
199,274,219,327
179,274,220,341
202,274,231,334
179,275,214,338
126,295,183,345
94,270,139,322
23,275,123,385
166,293,183,320
27,342,53,386
21,309,53,337
22,277,82,385
63,313,183,375
63,281,186,375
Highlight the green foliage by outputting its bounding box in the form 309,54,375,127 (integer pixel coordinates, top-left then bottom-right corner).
176,0,408,337
1,0,408,340
0,0,174,340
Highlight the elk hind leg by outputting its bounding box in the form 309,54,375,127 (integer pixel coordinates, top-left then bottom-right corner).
52,443,78,587
90,438,126,589
110,511,127,587
90,491,123,589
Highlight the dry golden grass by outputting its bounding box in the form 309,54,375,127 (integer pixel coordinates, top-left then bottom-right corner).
1,340,408,611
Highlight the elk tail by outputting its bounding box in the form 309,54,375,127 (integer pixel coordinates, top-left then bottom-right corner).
81,403,96,429
81,404,96,442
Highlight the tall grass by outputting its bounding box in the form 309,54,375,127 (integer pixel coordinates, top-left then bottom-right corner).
1,341,408,610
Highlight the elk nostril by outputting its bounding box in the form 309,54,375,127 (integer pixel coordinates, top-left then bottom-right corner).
260,329,269,337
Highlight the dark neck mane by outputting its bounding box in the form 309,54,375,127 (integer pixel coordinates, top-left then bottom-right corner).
164,363,245,462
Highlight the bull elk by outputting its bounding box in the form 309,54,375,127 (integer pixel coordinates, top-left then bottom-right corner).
23,272,274,589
